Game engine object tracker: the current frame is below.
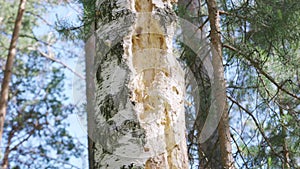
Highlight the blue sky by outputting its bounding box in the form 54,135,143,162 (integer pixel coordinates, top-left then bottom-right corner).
33,2,88,168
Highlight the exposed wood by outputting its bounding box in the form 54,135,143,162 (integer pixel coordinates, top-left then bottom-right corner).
88,0,189,168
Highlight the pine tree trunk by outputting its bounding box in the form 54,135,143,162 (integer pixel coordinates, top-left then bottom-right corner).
279,106,291,169
86,0,189,168
178,0,224,168
0,1,27,168
206,0,235,168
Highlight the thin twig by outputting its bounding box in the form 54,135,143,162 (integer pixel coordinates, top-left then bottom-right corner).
37,49,85,80
227,95,282,159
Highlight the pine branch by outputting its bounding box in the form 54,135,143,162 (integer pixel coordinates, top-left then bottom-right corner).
223,44,300,100
227,95,282,159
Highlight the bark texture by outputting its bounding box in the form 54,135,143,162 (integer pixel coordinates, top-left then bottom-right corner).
177,0,224,168
279,106,291,169
86,23,96,169
206,0,235,168
87,0,188,168
0,1,27,168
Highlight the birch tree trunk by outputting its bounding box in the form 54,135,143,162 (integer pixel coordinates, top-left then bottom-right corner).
86,0,188,168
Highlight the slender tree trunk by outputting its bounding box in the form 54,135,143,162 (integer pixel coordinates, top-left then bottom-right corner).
206,0,235,168
1,127,14,169
85,22,96,169
0,0,27,168
0,0,27,154
279,107,291,169
87,0,188,168
178,0,223,168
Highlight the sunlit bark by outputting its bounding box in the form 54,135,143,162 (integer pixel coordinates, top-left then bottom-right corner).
86,0,188,168
0,1,27,168
206,0,235,168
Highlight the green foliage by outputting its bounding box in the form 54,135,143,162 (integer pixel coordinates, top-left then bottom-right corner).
50,0,300,168
250,0,300,45
0,0,84,168
220,0,300,168
55,0,96,41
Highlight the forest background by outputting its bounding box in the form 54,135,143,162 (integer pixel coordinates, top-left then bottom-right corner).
0,0,299,168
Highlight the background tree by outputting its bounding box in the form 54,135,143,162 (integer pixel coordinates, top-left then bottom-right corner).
0,0,27,150
175,0,300,168
0,0,85,168
51,0,300,168
177,0,224,168
219,0,300,168
177,0,235,168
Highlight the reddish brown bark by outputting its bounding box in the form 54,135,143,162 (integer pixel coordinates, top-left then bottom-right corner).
206,0,235,168
0,1,27,163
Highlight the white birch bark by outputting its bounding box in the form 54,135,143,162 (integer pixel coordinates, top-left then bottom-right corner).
86,0,189,168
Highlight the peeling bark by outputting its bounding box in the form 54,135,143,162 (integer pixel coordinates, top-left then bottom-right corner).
87,0,188,168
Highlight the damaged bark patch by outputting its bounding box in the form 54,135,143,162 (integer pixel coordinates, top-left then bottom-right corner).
96,66,104,85
104,42,124,65
96,42,124,85
110,42,124,64
120,163,144,169
135,0,153,12
132,34,167,53
100,95,118,121
172,86,179,95
93,0,188,168
117,120,147,145
97,0,131,24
